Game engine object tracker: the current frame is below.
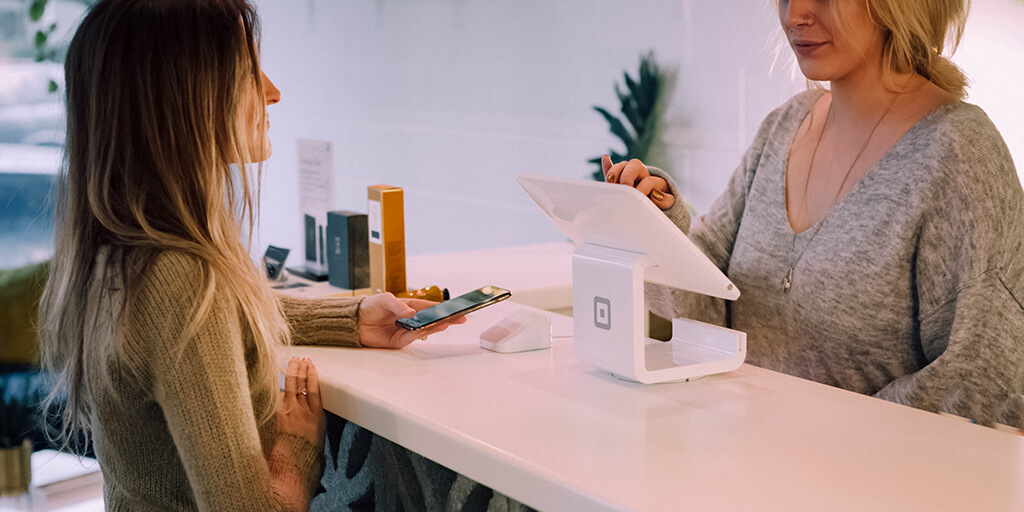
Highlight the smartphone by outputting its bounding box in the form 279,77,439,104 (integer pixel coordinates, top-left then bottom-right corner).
396,286,511,331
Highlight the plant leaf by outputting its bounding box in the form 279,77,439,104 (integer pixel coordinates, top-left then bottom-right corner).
593,106,634,153
624,73,650,116
48,80,58,93
632,121,657,162
29,0,47,22
640,52,658,83
589,51,666,181
641,74,659,116
34,30,47,47
616,84,643,134
634,54,661,117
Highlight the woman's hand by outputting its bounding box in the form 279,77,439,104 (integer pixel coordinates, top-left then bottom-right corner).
602,154,675,210
358,293,467,349
277,357,327,451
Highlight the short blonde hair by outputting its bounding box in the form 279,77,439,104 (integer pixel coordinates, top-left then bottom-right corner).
868,0,971,98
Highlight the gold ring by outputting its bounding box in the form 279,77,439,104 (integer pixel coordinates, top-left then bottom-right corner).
298,388,308,396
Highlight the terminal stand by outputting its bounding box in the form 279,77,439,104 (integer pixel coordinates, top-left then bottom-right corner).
572,243,746,384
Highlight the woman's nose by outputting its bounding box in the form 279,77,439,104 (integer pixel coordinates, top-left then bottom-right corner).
262,71,281,106
784,0,814,28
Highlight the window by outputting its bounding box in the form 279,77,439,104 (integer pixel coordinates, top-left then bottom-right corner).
0,0,89,269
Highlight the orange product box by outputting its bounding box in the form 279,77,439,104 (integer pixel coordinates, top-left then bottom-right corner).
367,185,406,294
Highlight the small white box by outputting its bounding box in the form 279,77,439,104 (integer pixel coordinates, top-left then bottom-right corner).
480,310,552,353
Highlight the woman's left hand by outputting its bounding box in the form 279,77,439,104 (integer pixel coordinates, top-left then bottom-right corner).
358,293,467,349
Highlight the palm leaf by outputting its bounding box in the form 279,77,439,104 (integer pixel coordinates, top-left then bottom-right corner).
593,106,634,153
588,52,665,180
617,84,644,134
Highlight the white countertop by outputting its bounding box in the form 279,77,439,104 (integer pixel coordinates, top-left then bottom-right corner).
287,298,1024,512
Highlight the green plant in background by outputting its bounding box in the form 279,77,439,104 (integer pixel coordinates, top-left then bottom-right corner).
588,52,663,181
29,0,60,92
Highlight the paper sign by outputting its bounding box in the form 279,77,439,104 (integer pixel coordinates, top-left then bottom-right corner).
297,139,334,274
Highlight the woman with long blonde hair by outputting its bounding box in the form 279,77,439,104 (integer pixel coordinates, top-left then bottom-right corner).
605,0,1024,428
39,1,460,509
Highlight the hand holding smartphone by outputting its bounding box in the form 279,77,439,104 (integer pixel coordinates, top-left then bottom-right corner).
396,286,511,331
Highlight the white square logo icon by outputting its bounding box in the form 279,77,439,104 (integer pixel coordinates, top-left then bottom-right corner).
594,296,611,331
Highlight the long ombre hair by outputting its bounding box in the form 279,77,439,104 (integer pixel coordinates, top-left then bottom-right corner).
39,0,288,451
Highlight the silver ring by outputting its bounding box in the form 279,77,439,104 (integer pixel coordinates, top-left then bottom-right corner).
298,388,308,396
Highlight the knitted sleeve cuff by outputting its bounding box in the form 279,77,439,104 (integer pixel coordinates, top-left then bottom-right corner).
279,296,363,347
271,432,326,499
647,166,692,235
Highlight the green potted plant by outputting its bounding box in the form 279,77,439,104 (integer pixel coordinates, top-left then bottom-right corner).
588,51,663,181
0,375,42,496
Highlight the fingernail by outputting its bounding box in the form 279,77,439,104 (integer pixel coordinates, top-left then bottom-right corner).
651,190,664,201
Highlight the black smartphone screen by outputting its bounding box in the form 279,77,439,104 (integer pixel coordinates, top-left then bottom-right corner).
396,286,511,331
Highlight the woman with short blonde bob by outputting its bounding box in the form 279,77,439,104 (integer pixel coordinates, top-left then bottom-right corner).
606,0,1024,427
39,1,461,510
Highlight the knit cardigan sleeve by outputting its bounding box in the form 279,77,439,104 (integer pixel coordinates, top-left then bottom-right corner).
127,252,325,511
278,295,363,347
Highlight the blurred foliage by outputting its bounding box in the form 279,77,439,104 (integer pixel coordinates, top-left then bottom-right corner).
588,52,663,181
28,0,98,93
29,0,59,92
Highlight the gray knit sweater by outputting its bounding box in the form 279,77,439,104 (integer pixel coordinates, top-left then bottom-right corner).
647,90,1024,428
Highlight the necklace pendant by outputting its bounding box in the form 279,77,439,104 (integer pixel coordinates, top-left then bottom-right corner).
782,267,793,293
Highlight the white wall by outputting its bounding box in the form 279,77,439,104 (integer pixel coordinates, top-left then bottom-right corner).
953,0,1024,173
253,0,1024,258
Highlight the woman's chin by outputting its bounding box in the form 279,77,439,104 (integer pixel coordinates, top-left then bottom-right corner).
250,144,272,163
796,61,834,83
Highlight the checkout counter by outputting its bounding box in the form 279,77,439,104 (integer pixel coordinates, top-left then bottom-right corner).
286,242,1024,512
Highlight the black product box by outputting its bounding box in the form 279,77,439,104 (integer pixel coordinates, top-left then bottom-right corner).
326,211,369,290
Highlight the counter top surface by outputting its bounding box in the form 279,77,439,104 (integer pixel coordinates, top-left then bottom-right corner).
288,299,1024,512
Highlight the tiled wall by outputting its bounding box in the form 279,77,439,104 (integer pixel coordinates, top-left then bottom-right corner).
253,0,1023,257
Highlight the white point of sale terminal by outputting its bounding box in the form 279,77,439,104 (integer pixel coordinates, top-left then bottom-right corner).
518,173,746,384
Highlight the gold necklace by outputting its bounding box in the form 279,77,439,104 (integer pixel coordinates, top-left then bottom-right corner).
782,91,902,293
